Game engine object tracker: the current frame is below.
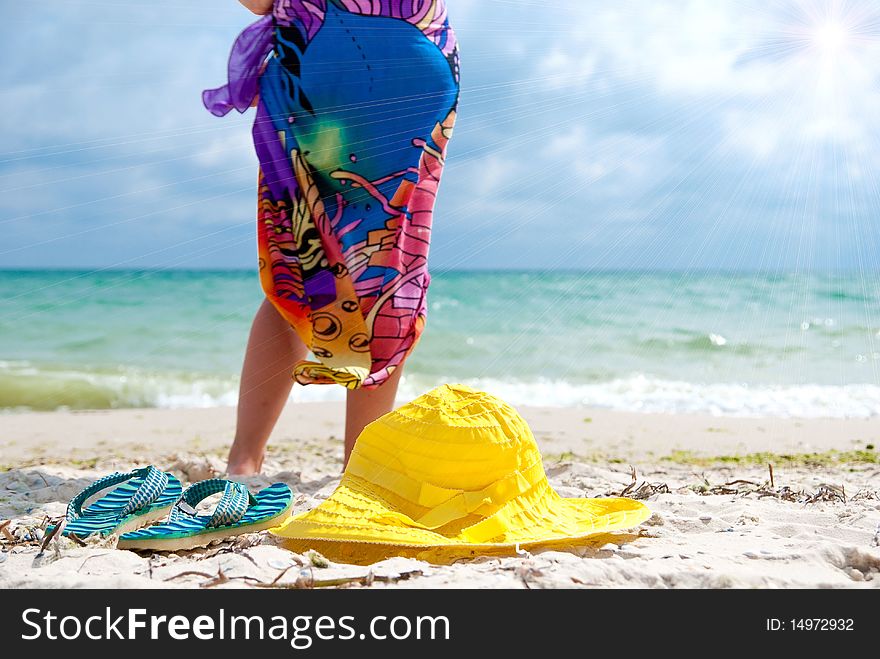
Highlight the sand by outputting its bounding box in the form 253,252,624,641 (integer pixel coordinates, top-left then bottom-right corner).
2,403,879,588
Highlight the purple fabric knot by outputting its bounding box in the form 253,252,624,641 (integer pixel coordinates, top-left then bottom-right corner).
202,14,275,117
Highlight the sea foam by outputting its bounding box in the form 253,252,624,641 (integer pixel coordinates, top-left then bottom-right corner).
3,361,877,418
398,375,880,418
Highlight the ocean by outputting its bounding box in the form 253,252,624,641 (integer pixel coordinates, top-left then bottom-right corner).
2,269,879,417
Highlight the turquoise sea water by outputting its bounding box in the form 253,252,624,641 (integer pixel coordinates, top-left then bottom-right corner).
2,269,880,417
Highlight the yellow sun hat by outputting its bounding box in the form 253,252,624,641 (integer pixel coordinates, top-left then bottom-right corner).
271,384,650,551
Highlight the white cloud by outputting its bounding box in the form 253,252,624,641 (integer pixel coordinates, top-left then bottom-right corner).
529,0,880,158
191,130,256,169
539,125,666,195
3,0,879,270
531,2,761,95
535,48,596,90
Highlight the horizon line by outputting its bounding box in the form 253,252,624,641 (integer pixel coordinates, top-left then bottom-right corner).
1,266,879,275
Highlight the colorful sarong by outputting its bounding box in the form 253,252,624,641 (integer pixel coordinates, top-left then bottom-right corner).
203,1,460,389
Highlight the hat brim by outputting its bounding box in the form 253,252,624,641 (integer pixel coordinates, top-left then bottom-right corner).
271,473,651,550
276,532,641,567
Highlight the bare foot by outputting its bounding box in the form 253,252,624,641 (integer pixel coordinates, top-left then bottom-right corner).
225,451,263,477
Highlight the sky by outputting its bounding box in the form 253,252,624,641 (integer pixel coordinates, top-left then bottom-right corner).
1,0,880,271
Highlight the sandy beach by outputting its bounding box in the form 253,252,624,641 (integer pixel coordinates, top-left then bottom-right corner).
2,403,879,588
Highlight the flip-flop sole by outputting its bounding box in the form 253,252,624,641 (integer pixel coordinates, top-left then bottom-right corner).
111,504,177,536
117,505,291,551
117,483,293,551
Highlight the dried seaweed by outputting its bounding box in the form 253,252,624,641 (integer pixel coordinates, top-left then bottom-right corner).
1,520,43,549
200,567,231,588
164,570,216,583
804,484,847,504
274,569,422,589
616,467,670,500
67,532,88,547
694,476,850,506
701,479,760,495
38,518,66,554
514,564,544,589
163,564,423,589
851,488,879,502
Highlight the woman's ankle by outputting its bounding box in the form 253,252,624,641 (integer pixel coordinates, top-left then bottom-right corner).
227,463,261,477
226,446,264,477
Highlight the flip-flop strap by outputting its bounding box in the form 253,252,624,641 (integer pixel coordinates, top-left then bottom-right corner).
67,466,168,521
122,467,169,516
170,479,257,529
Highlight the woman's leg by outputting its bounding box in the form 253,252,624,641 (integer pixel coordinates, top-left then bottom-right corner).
343,365,404,468
227,299,308,476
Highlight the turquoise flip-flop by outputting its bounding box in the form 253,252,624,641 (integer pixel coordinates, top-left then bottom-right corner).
117,479,293,551
50,466,183,540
